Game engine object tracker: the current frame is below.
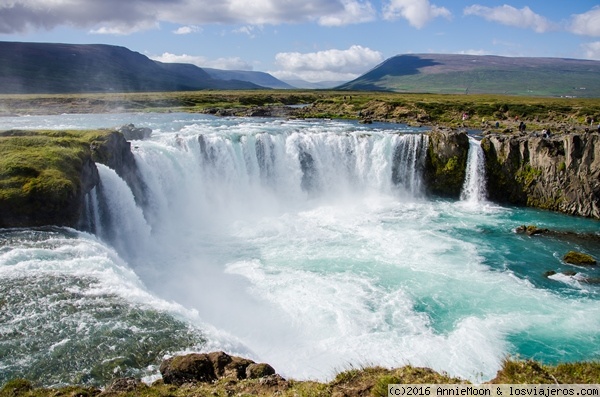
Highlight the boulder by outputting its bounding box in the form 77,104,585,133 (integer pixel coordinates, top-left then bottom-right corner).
159,351,277,385
563,251,597,266
246,363,276,379
515,225,549,236
160,353,217,385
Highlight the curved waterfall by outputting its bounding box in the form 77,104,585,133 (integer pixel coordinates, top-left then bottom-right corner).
1,114,599,387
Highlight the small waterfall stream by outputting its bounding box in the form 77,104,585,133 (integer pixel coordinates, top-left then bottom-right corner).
460,136,487,203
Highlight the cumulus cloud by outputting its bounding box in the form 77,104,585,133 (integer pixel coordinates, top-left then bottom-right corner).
383,0,451,29
569,6,600,37
463,4,553,33
272,45,383,82
151,52,253,70
0,0,375,34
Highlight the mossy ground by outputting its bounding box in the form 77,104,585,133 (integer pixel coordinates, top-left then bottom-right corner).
0,129,113,226
2,360,599,397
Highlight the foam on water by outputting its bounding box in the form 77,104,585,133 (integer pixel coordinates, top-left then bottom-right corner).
1,113,599,386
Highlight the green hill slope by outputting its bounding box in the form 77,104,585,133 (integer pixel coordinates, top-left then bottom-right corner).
337,54,600,97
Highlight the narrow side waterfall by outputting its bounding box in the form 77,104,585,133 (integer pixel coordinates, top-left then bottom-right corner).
84,164,151,263
460,136,487,203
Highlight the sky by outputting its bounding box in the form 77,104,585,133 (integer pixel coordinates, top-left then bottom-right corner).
1,1,599,83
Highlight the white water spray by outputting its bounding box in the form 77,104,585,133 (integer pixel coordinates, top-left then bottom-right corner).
460,136,487,203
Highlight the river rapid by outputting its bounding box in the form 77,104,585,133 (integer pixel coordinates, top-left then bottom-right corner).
0,113,599,387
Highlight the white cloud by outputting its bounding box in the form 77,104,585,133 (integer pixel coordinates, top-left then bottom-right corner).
273,45,383,82
463,4,553,33
383,0,451,29
318,0,376,26
569,6,600,37
581,42,600,60
173,25,201,35
151,52,253,70
0,0,378,35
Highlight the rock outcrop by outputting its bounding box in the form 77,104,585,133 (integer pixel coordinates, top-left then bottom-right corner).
159,351,278,386
90,130,146,207
563,251,597,266
117,124,152,141
482,132,600,218
0,130,102,228
0,129,146,228
424,129,470,198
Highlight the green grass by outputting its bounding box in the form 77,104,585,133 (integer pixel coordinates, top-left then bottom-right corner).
2,91,600,129
0,129,112,226
2,360,599,397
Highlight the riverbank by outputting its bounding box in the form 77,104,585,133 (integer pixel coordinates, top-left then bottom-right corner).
1,90,599,134
2,355,600,397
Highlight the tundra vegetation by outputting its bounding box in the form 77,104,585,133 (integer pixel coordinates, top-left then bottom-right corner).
1,91,600,131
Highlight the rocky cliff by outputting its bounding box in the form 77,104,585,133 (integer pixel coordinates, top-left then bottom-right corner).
0,129,145,228
424,129,470,198
482,132,600,218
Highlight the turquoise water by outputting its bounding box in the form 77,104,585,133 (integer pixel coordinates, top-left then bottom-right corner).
0,113,598,386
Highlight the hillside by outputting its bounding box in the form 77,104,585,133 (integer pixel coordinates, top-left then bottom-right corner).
0,42,267,94
203,68,294,89
337,54,600,97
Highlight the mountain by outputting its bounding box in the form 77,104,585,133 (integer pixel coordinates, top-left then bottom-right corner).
337,54,600,97
0,41,264,94
203,68,293,89
283,79,347,89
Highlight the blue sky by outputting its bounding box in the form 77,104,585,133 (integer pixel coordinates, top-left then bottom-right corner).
1,1,599,82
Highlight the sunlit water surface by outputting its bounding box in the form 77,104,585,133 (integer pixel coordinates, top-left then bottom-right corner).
0,113,598,386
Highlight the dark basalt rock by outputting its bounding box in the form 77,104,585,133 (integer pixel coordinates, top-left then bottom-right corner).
482,132,600,219
159,351,279,386
423,129,470,198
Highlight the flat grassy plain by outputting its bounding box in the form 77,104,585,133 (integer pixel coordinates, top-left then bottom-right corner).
1,90,600,131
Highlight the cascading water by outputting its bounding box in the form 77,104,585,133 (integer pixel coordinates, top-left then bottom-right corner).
1,113,599,387
460,136,487,203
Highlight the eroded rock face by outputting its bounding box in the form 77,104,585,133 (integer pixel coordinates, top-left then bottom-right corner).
91,131,147,207
423,129,470,198
159,351,279,386
482,132,600,219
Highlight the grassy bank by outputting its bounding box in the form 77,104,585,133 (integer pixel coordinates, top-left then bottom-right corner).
2,360,600,397
0,129,113,227
1,91,600,131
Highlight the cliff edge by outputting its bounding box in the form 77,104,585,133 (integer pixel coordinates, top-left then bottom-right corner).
0,129,141,228
482,131,600,218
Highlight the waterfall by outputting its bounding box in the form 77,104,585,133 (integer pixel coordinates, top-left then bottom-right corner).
135,131,429,216
80,129,430,270
460,136,487,203
84,164,151,262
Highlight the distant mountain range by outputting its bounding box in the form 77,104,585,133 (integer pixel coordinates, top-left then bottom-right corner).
337,54,600,97
2,42,600,97
0,41,286,93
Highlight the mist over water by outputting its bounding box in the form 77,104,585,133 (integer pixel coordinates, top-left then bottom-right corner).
1,114,599,386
